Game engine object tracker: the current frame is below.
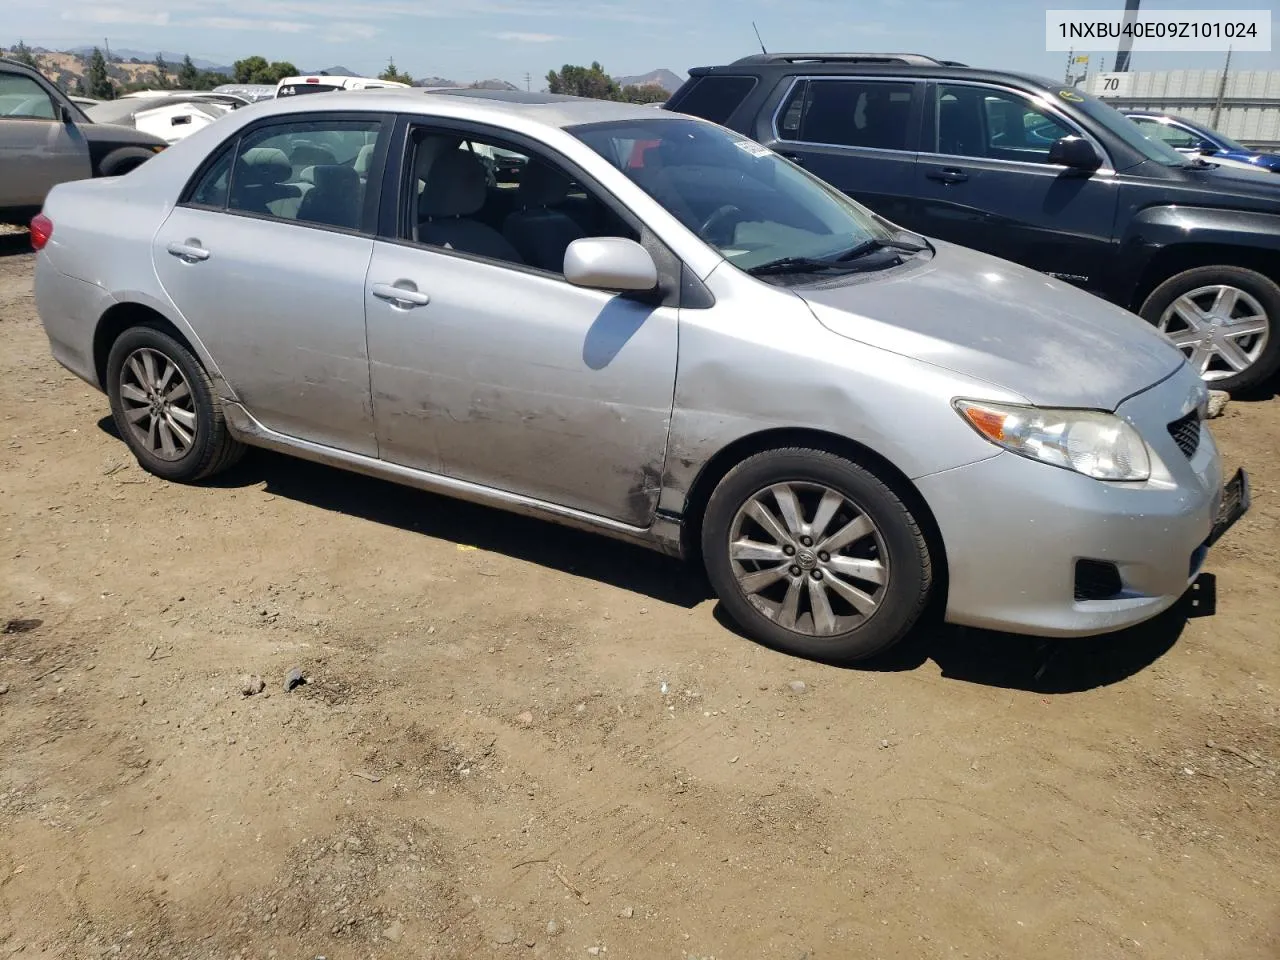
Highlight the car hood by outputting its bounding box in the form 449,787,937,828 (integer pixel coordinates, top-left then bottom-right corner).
800,241,1185,410
79,120,167,147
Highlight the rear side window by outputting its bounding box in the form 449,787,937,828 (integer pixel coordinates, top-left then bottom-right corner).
671,76,757,125
0,71,56,120
777,79,915,150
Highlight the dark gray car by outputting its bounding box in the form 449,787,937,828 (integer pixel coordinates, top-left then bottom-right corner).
0,57,167,225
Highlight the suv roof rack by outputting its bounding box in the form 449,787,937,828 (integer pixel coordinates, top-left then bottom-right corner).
729,52,956,67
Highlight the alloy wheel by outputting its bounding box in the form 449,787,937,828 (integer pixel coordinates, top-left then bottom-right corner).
727,481,889,637
118,347,198,461
1157,284,1270,381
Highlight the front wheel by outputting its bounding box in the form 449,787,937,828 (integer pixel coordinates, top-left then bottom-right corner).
1139,265,1280,394
701,448,933,663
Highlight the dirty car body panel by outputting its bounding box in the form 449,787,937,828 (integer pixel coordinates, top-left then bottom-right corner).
34,88,1247,641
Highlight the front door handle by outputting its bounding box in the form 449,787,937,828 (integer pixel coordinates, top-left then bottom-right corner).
926,168,969,185
372,281,430,308
167,240,209,263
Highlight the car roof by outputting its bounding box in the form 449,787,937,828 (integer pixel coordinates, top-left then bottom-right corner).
687,55,1064,92
250,86,679,129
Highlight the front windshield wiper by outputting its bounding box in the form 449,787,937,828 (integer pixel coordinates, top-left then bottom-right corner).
832,237,930,261
746,256,858,276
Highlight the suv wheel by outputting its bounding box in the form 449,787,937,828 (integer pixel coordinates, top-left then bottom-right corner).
106,326,245,482
1140,265,1280,393
701,448,933,663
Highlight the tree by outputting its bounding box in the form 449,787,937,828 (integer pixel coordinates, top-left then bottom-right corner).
232,56,297,84
87,47,113,99
10,40,39,68
546,62,618,100
177,54,200,88
154,53,170,88
619,83,668,104
379,57,413,85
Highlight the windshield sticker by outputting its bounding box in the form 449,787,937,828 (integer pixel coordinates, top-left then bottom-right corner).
734,139,772,158
1058,89,1084,102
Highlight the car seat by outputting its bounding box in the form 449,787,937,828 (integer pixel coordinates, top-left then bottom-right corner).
230,147,300,216
418,150,523,262
502,162,586,272
297,164,363,229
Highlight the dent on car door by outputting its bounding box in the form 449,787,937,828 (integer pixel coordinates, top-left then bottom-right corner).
151,115,389,455
913,82,1119,292
0,70,90,207
364,123,679,526
766,77,922,224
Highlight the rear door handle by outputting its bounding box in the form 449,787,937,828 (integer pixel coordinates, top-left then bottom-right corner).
926,168,969,184
372,281,430,308
166,240,209,262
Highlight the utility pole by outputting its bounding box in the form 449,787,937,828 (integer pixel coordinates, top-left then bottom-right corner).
1113,0,1140,73
524,72,531,91
1064,48,1073,84
1211,46,1232,130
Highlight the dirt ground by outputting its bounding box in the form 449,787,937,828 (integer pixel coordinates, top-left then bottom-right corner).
1,232,1278,960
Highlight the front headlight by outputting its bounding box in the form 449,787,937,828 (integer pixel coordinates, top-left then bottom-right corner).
954,400,1151,481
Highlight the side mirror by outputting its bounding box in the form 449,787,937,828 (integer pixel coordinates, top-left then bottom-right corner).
59,103,76,124
1048,135,1101,171
563,237,658,292
1197,140,1219,156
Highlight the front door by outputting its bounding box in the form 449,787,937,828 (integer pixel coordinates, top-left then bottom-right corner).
763,77,923,225
0,68,90,211
908,82,1120,296
365,125,678,527
152,114,389,455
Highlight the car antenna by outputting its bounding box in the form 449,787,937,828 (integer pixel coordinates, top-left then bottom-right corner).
752,21,768,54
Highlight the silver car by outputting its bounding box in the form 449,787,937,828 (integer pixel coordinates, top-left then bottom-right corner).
32,89,1250,662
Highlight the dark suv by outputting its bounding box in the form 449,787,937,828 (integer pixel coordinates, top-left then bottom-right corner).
666,53,1280,392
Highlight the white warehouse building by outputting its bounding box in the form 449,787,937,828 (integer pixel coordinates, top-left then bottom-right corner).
1080,69,1280,150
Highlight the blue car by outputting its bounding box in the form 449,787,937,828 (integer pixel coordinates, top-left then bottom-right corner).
1121,110,1280,173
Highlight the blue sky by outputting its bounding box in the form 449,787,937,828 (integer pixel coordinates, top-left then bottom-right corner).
8,0,1278,84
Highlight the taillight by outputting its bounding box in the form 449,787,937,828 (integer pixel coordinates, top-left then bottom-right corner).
29,213,53,250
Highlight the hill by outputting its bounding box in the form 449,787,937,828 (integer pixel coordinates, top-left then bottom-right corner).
69,46,231,74
616,68,684,94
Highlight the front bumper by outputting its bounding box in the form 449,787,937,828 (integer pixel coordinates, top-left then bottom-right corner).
917,371,1248,637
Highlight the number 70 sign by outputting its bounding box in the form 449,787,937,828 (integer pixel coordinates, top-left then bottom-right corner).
1094,73,1134,97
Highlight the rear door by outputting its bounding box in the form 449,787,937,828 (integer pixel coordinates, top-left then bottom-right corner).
0,67,90,210
908,81,1120,295
759,76,923,225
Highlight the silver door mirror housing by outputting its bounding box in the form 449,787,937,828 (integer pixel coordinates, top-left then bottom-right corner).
1048,135,1101,171
563,237,658,292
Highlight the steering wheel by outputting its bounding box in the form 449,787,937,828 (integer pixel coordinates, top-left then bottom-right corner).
698,204,744,245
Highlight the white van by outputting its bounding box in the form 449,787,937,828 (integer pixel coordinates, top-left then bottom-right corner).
275,75,411,97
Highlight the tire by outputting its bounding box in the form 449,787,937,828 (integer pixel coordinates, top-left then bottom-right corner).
1139,265,1280,394
106,326,245,482
701,448,932,663
97,147,156,178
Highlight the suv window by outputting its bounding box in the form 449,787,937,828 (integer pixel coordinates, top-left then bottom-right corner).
672,76,756,125
1128,116,1199,149
934,85,1073,164
0,72,56,120
188,118,382,230
406,129,638,273
777,79,915,150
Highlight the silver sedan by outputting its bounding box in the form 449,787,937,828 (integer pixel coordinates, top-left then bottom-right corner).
32,88,1250,662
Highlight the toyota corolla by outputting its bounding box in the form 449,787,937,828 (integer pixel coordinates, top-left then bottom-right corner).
32,89,1249,662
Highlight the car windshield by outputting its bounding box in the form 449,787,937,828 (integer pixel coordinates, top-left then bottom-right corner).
1179,118,1248,153
570,117,895,271
1058,88,1188,167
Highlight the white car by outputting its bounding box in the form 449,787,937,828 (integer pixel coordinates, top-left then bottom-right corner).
86,92,247,143
275,75,410,98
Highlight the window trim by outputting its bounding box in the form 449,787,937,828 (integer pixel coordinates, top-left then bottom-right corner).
377,114,685,308
176,110,395,237
770,75,924,156
922,79,1115,173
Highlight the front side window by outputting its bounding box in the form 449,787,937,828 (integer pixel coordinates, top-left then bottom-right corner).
406,129,637,273
572,117,896,272
777,79,915,150
188,118,382,230
1129,116,1200,149
934,85,1073,164
0,72,56,120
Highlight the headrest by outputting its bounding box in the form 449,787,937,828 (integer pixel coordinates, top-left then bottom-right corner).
354,143,376,176
289,142,336,166
236,147,290,186
420,150,488,218
517,161,571,208
308,163,360,191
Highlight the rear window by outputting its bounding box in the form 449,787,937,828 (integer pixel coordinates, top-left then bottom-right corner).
670,75,757,125
277,82,343,97
777,79,915,151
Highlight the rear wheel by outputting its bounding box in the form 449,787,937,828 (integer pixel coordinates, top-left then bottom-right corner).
106,326,244,482
701,448,932,663
1139,265,1280,394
